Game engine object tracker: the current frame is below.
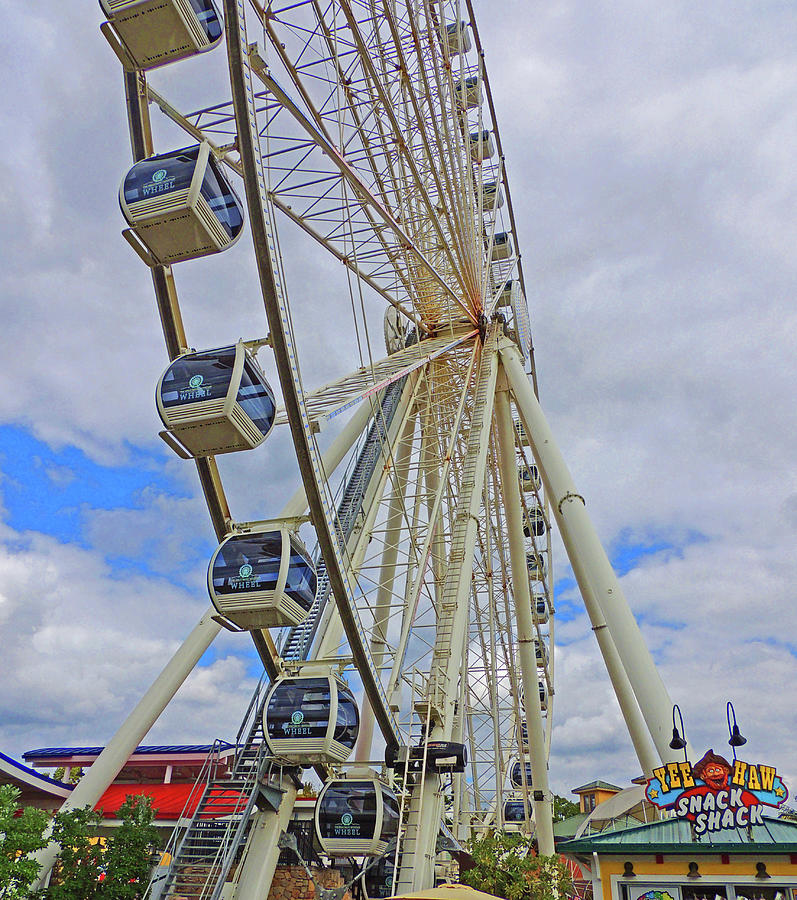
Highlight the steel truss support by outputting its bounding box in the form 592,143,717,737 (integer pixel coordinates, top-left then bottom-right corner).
355,408,417,762
233,779,299,900
494,381,555,854
396,334,499,893
499,340,678,763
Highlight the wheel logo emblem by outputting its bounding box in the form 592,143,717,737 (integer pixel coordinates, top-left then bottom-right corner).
189,374,204,388
152,169,167,182
239,564,253,578
291,711,304,725
341,813,353,826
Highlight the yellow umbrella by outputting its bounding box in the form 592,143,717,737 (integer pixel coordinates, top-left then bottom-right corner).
388,884,502,900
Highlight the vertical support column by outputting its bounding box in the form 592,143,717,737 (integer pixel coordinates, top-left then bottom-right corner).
500,341,679,762
356,410,416,761
494,385,555,855
397,339,498,893
233,780,299,900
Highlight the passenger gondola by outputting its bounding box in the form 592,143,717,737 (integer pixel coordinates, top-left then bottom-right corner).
315,773,399,857
503,798,533,823
157,342,276,458
120,142,244,265
482,181,504,210
469,130,495,163
208,525,316,629
526,551,546,581
532,595,548,624
360,853,397,900
440,21,472,55
539,679,549,711
454,76,481,109
495,279,515,308
523,505,547,538
510,760,534,788
490,231,513,261
518,463,541,492
263,673,359,764
514,418,531,446
534,638,549,666
100,0,223,70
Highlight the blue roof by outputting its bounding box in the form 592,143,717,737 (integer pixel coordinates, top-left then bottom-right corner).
22,743,234,761
0,751,74,790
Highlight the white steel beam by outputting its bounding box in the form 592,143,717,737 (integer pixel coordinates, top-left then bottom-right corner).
494,384,554,854
500,340,680,763
397,334,498,893
29,610,223,889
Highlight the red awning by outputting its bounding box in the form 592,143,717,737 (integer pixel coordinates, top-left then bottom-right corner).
94,784,248,820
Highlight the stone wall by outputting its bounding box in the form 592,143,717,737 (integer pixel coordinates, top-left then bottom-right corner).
268,864,352,900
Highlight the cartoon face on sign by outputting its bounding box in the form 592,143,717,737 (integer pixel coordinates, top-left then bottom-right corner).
692,750,733,791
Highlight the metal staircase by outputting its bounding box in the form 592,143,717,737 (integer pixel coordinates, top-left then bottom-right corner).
146,679,278,900
280,376,408,662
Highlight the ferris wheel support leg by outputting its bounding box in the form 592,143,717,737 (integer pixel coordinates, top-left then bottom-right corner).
494,386,555,855
499,341,678,763
314,384,418,661
29,609,222,889
231,779,298,900
355,410,416,762
398,339,498,893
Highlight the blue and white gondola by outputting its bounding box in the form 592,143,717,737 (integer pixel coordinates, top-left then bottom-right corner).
519,463,541,492
503,798,533,824
523,505,547,538
120,143,244,265
208,527,316,629
263,674,359,764
315,775,399,857
510,760,534,788
156,342,276,458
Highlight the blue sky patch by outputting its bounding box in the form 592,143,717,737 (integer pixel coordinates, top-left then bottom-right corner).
0,424,191,546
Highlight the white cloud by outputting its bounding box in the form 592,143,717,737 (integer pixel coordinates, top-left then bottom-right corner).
0,0,796,807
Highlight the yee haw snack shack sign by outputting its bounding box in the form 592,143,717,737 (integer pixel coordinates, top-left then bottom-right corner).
645,749,788,835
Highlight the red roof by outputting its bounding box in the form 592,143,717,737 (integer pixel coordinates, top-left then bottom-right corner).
94,784,248,820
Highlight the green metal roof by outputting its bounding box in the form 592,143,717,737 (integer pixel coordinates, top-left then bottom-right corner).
572,780,624,794
553,812,588,838
559,816,797,854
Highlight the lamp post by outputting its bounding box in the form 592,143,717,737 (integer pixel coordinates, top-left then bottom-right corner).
726,701,747,761
669,704,688,763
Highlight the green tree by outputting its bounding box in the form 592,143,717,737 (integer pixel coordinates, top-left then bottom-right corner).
0,784,49,899
45,795,159,900
98,796,159,899
461,830,573,900
51,768,84,786
552,795,580,823
47,806,105,900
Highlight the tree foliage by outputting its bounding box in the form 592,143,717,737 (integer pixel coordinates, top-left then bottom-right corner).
461,830,574,900
552,795,580,823
0,784,49,899
47,795,160,900
0,788,160,900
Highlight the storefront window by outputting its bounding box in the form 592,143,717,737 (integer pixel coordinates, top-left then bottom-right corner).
682,887,727,900
734,888,789,900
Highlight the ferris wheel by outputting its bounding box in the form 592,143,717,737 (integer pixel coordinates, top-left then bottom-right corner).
32,1,685,896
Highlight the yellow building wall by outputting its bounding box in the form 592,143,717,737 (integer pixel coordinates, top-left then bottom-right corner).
597,854,797,900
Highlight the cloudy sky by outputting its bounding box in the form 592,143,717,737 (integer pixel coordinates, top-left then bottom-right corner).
0,0,796,805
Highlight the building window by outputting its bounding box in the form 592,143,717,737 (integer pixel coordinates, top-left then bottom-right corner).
584,793,596,812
